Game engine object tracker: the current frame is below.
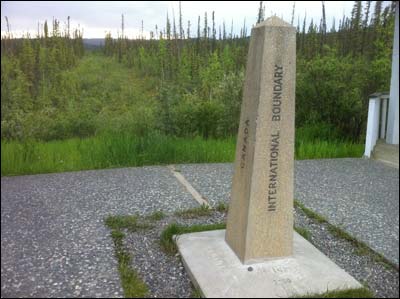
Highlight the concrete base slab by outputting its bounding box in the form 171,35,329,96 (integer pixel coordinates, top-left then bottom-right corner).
176,230,362,298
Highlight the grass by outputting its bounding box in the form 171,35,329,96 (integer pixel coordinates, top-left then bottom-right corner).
191,287,203,298
294,226,311,241
1,134,236,176
174,204,212,219
160,223,226,255
1,122,364,176
295,287,374,298
215,202,228,212
294,200,327,223
105,215,150,298
104,215,152,232
295,124,364,160
295,140,364,160
146,211,166,222
174,202,228,218
294,200,397,270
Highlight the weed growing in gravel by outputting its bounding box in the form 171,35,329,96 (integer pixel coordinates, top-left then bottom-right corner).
328,225,359,242
294,226,311,241
111,230,125,245
294,200,327,223
160,223,226,254
105,215,151,298
215,202,228,213
191,286,203,298
295,287,373,298
105,215,152,232
146,211,166,222
174,204,212,219
294,200,397,271
109,231,149,298
327,225,396,270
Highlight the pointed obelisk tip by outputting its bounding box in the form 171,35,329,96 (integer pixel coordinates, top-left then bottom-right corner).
255,16,292,28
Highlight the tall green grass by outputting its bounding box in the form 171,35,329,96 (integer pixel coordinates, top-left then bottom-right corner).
295,123,364,160
1,133,236,176
295,141,363,160
1,124,364,176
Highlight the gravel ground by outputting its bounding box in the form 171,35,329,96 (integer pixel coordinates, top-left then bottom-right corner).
295,159,399,267
1,166,198,298
1,160,398,297
178,159,399,266
122,208,399,298
124,212,226,298
177,163,233,207
293,208,399,298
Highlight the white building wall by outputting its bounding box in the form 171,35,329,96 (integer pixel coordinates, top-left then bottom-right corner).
364,97,381,158
386,1,399,145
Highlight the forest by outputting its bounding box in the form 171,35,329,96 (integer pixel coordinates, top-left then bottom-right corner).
1,1,396,175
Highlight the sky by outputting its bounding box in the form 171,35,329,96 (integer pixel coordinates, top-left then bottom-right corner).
0,1,368,39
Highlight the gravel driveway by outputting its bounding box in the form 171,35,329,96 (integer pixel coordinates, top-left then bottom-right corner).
1,158,398,297
1,166,197,298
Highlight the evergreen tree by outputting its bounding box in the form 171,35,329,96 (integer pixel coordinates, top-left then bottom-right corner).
257,1,265,24
179,1,183,39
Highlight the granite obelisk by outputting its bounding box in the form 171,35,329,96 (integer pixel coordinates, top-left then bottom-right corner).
225,16,296,263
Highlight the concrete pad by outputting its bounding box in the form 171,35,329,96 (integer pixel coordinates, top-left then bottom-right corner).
176,230,362,298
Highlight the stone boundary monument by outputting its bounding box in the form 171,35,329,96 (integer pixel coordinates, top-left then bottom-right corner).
225,15,295,263
177,16,361,298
